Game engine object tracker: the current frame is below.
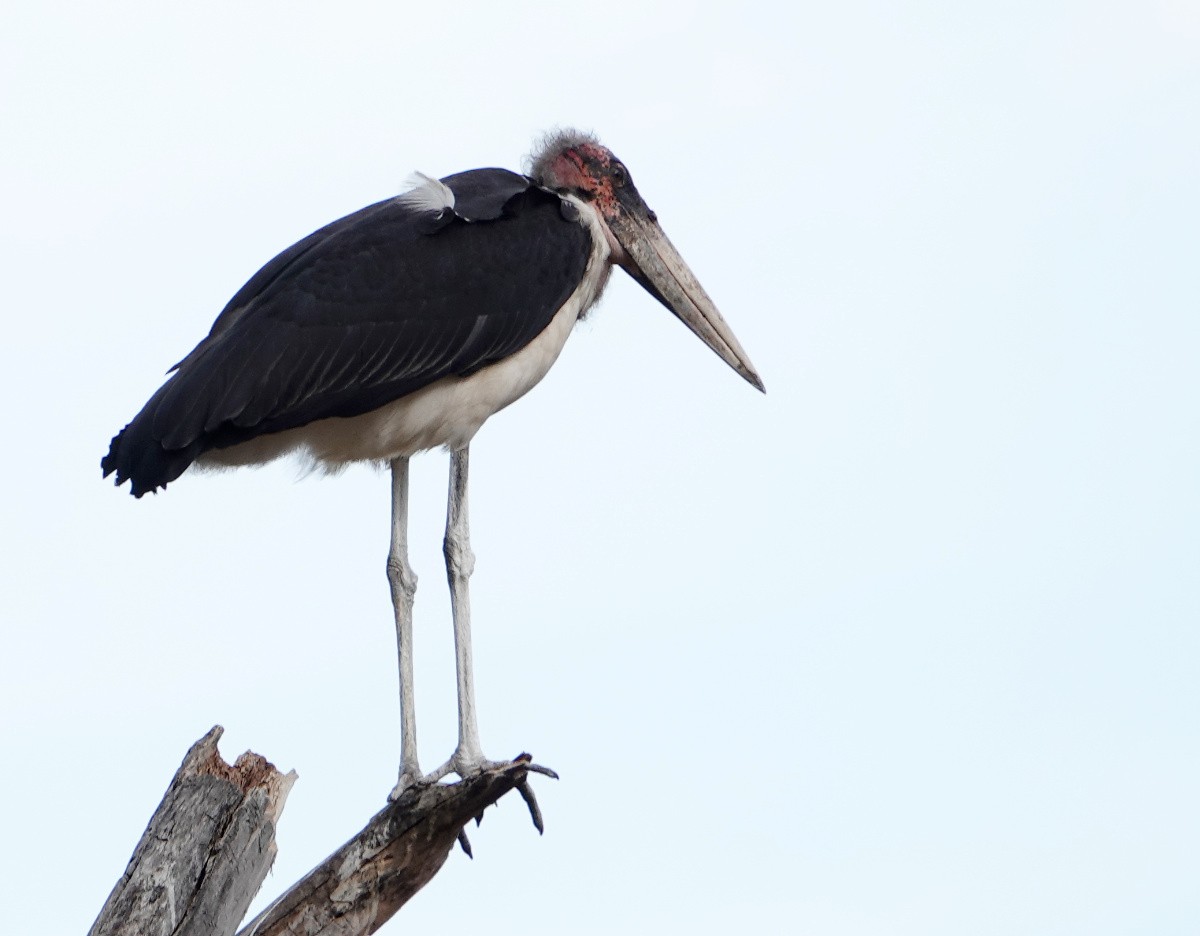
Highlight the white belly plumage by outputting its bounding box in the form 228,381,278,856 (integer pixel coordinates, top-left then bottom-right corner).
197,197,612,472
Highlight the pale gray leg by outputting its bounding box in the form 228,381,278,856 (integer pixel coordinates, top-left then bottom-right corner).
417,447,558,826
429,445,492,780
387,457,422,800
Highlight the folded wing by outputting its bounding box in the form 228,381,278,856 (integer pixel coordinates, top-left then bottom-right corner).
103,169,591,496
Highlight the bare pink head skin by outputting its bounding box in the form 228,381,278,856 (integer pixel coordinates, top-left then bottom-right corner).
530,131,637,264
528,129,765,392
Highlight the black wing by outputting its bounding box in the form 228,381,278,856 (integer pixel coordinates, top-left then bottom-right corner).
103,169,591,496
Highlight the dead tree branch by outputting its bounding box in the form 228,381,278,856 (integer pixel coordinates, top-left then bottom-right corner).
90,728,554,936
237,756,553,936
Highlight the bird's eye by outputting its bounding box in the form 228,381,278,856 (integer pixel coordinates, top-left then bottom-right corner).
610,163,628,186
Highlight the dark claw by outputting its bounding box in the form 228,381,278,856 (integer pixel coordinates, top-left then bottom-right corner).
510,756,557,832
513,753,559,780
515,779,545,835
475,812,484,827
457,828,473,859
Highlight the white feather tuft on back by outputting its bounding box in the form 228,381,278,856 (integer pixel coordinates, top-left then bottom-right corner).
396,171,455,214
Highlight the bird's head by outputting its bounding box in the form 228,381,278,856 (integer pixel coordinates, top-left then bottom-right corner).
530,130,764,393
530,132,635,226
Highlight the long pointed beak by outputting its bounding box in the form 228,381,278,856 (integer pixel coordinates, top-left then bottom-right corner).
605,195,765,393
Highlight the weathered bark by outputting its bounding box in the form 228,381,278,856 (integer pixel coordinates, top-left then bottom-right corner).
238,756,551,936
91,729,553,936
89,725,296,936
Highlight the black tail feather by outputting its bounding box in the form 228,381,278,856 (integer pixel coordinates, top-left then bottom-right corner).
102,388,202,497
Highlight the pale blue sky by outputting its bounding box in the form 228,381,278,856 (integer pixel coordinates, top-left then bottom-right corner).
2,2,1197,933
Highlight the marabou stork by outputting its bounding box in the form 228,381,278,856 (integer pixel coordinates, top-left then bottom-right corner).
103,129,764,802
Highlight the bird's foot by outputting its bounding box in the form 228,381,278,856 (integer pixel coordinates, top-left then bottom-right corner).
424,746,503,785
386,748,490,800
387,766,426,803
387,750,558,835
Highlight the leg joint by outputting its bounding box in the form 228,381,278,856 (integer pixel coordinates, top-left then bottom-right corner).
443,532,475,579
387,552,418,596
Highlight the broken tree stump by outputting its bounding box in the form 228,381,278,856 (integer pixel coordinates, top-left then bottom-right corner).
89,725,295,936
